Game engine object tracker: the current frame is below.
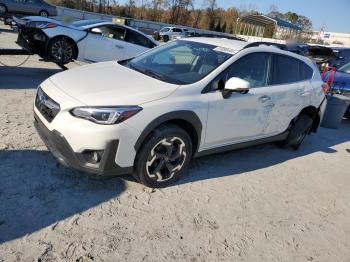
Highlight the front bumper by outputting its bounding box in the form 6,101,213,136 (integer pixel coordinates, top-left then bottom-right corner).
15,21,49,59
34,113,133,176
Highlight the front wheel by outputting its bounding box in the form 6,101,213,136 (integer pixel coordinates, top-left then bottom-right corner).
134,124,192,188
48,37,76,64
281,114,313,150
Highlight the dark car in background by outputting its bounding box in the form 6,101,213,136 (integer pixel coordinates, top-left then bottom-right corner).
306,45,337,68
323,61,350,116
0,0,57,17
329,48,350,68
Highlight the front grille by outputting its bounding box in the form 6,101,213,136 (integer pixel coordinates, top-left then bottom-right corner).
35,87,60,123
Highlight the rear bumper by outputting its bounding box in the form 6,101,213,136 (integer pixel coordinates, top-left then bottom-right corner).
34,113,133,176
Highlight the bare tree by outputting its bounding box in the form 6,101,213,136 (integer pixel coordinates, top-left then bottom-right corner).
205,0,217,30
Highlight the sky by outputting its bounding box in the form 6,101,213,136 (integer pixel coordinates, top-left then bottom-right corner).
120,0,350,33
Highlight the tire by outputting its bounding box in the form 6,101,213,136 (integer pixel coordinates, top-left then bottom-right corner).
163,35,169,42
282,114,313,150
0,4,7,15
39,10,49,17
48,37,76,65
153,31,160,41
134,124,192,188
344,111,350,119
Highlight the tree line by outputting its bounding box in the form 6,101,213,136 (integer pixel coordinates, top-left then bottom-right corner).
47,0,313,35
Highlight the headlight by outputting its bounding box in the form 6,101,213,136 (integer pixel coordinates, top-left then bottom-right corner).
70,106,142,125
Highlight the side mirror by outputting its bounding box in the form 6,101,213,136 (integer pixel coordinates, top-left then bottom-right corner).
91,28,102,34
222,77,250,98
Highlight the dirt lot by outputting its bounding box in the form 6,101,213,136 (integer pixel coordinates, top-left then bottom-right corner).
1,22,350,262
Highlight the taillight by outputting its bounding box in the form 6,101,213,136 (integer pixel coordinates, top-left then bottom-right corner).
45,23,57,29
322,83,330,94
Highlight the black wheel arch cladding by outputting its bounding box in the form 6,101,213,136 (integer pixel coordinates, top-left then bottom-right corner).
134,110,202,155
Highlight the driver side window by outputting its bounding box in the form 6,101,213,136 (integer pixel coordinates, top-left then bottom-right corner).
205,52,271,93
228,53,270,88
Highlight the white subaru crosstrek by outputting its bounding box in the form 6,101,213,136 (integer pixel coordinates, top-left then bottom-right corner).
34,38,326,188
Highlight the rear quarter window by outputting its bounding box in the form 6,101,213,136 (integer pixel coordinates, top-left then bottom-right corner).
272,54,313,85
299,62,313,81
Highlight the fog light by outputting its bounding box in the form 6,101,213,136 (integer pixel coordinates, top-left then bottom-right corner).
92,151,101,163
82,150,103,164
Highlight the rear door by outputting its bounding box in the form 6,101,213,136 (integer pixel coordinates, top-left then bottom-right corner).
263,54,314,135
8,0,27,14
24,0,41,14
124,29,156,59
83,25,127,62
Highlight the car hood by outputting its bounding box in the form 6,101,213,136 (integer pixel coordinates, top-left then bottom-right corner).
49,62,179,106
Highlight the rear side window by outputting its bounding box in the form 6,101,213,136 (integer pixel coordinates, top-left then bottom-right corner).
299,62,313,81
126,30,155,48
272,55,313,85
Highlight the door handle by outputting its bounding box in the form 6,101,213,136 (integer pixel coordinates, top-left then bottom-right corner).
115,45,124,49
259,95,271,103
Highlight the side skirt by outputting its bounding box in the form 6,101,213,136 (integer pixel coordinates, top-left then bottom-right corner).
194,131,289,158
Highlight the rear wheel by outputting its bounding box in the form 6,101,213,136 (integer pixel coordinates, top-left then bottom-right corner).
48,37,76,65
0,4,7,15
282,114,313,150
39,10,49,17
134,124,192,188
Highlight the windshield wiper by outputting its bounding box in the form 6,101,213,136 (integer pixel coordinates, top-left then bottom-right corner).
128,63,183,84
143,69,168,82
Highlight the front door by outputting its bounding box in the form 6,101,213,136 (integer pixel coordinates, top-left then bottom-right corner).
83,25,127,62
204,52,277,148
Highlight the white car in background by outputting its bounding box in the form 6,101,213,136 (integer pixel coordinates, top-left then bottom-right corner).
158,26,190,42
15,17,158,64
34,38,326,188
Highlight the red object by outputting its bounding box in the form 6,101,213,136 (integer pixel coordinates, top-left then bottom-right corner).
321,66,337,94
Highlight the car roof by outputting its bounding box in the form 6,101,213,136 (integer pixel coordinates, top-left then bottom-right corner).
182,37,316,68
183,37,249,51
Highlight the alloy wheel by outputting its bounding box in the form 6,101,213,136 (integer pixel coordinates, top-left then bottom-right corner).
146,137,187,182
51,40,73,62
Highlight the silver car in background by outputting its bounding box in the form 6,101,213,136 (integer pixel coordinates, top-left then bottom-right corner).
0,0,57,17
158,26,190,42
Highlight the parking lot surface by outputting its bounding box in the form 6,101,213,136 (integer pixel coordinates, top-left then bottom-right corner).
1,23,350,261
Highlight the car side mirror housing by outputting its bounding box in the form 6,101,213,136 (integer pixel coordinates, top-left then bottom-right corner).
91,28,102,34
222,77,250,98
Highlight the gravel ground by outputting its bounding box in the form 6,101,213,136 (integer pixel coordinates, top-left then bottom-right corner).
1,23,350,262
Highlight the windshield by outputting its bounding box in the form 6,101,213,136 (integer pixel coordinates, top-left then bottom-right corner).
160,28,170,33
127,40,233,85
338,62,350,74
